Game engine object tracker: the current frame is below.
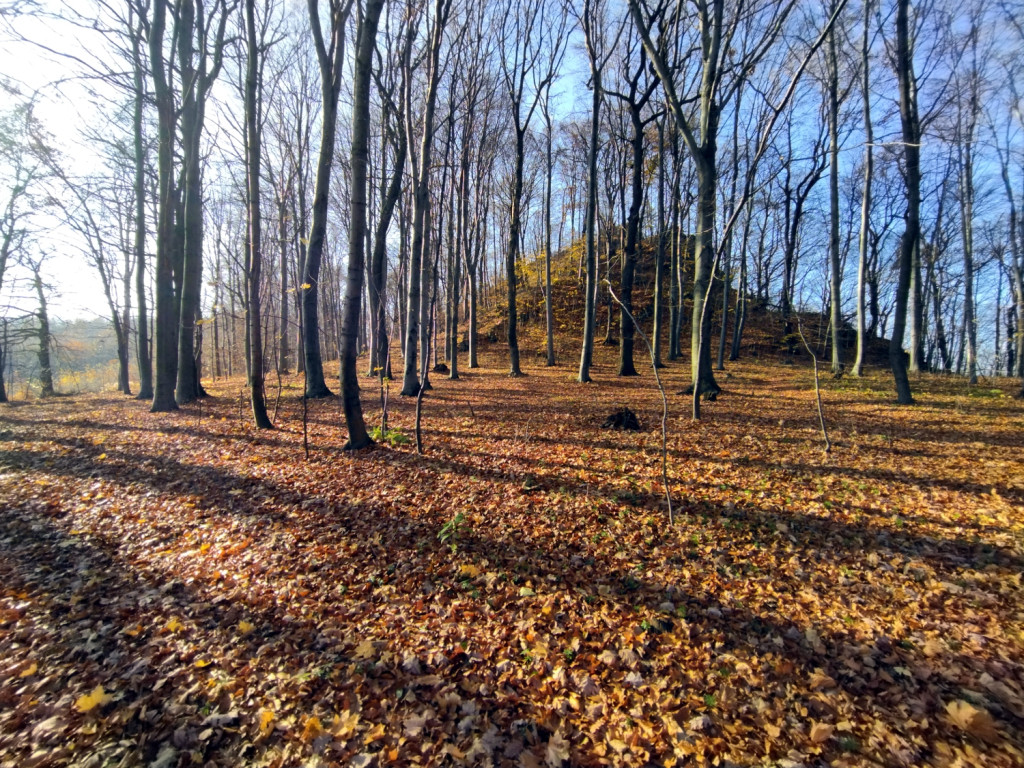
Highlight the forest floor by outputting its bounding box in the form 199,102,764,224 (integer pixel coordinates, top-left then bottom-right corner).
1,346,1022,768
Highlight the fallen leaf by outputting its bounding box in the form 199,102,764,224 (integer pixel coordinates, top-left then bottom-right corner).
75,685,112,713
545,730,570,766
945,700,1000,742
19,661,37,677
237,620,255,635
257,709,275,736
809,721,833,744
353,639,376,660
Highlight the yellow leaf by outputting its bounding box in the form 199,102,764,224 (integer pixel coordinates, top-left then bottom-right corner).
331,710,361,739
238,620,255,635
301,715,323,743
946,700,1000,742
301,282,312,289
809,669,837,690
363,722,386,744
123,624,143,637
164,617,184,633
194,659,211,668
75,685,112,713
258,709,275,736
97,453,107,460
19,661,37,677
353,639,376,660
460,564,481,578
199,543,211,553
809,722,833,744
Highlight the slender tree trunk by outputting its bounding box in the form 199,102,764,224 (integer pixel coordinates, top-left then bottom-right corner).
278,194,290,374
544,96,556,366
853,0,872,377
245,0,272,429
506,128,526,376
653,118,666,367
578,70,601,383
131,7,152,400
827,19,843,374
149,0,179,413
891,0,916,404
33,267,54,397
303,0,353,398
340,0,384,448
618,106,645,377
401,0,448,396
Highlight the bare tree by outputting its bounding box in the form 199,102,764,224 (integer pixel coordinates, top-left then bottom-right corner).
302,0,354,398
244,0,272,428
497,0,568,377
339,0,385,449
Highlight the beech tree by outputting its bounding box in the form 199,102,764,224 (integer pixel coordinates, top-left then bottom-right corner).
338,0,385,449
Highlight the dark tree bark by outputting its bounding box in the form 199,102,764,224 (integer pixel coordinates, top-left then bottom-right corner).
303,0,354,398
148,0,179,412
891,0,916,405
339,0,385,450
244,0,272,429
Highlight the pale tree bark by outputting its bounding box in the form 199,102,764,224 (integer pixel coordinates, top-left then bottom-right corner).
956,19,983,386
826,8,843,375
853,0,873,377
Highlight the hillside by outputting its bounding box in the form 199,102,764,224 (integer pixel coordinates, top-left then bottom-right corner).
475,233,891,371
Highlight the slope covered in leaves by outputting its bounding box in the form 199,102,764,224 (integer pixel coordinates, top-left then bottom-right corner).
1,349,1022,767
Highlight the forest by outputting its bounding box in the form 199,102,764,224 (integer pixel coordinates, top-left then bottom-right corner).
0,0,1023,766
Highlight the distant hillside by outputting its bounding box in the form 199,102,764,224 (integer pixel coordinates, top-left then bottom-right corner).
2,317,122,398
474,233,891,369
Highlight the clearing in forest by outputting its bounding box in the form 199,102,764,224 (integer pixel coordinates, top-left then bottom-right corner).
1,351,1022,767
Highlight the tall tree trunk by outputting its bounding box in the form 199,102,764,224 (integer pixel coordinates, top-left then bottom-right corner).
543,95,556,366
891,0,916,404
578,65,601,383
340,0,383,449
827,18,843,374
303,0,353,398
401,0,448,396
506,128,526,376
278,194,291,374
245,0,272,429
853,0,872,377
618,104,646,377
131,4,152,400
149,0,179,413
33,267,54,397
653,117,666,367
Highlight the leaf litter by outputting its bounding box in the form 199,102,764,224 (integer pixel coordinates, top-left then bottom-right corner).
0,349,1022,767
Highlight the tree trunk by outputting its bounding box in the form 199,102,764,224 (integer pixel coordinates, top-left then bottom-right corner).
245,0,272,429
578,67,601,383
891,0,916,404
340,0,383,449
149,0,179,413
506,128,526,376
853,0,873,377
303,0,352,399
33,267,54,398
827,19,843,374
131,5,152,400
